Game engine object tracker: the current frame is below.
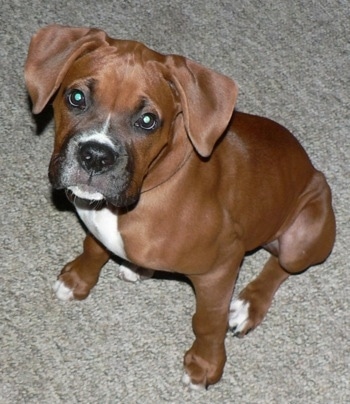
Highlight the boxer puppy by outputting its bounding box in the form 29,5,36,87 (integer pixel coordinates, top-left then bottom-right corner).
25,25,335,390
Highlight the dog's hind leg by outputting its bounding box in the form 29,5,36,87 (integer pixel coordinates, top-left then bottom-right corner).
229,172,335,337
229,255,289,336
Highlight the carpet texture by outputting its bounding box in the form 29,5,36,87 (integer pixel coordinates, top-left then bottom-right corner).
1,1,349,402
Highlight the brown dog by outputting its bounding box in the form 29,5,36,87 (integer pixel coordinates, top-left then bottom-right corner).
25,25,335,389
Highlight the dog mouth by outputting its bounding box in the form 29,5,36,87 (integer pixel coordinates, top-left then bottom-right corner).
67,185,105,202
65,184,140,208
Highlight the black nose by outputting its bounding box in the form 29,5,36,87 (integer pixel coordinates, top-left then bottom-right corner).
78,141,116,175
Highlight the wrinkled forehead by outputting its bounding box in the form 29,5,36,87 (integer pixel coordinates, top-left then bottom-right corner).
62,44,174,108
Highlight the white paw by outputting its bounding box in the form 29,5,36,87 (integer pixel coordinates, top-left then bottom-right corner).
182,372,206,391
118,262,154,283
228,298,250,334
118,263,142,282
53,280,74,301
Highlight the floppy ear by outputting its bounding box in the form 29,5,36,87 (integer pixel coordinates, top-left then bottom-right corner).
24,24,109,114
167,56,238,157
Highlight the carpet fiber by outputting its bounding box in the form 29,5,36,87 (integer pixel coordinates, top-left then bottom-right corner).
1,1,349,402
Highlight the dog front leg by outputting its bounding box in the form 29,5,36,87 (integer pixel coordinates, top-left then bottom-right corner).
183,255,242,389
54,233,110,301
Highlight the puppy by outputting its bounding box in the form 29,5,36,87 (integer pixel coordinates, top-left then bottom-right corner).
25,25,335,389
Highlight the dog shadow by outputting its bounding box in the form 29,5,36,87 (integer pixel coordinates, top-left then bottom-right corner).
26,96,74,213
27,95,54,135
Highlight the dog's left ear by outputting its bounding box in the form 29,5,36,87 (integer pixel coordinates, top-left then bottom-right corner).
167,56,238,157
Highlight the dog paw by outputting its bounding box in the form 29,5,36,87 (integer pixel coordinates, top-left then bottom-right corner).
182,372,206,391
53,280,74,301
53,269,94,301
183,345,225,389
228,298,251,337
118,262,154,282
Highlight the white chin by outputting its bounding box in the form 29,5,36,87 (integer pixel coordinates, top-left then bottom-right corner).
68,186,105,201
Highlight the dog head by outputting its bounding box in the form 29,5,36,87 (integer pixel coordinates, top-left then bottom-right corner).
25,25,238,207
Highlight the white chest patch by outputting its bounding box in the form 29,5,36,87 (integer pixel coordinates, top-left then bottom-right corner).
75,202,128,260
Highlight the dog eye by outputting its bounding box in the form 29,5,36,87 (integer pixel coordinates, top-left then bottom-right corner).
67,89,87,110
135,113,158,131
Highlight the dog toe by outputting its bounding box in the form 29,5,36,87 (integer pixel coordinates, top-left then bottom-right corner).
53,280,74,301
182,372,207,391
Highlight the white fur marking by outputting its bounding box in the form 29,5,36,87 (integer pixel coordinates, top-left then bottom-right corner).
53,280,74,301
68,186,104,201
118,262,142,282
117,262,155,282
75,203,128,260
78,131,115,148
78,115,113,147
229,299,250,333
182,372,206,391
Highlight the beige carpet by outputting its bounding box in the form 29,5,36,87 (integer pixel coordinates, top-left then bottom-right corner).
1,1,349,402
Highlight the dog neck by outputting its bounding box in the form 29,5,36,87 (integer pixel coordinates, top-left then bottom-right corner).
141,149,193,195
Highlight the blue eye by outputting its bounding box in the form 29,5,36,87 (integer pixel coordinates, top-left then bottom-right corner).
67,89,86,109
135,113,157,131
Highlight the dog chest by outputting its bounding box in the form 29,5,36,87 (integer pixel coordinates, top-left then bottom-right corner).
74,203,128,260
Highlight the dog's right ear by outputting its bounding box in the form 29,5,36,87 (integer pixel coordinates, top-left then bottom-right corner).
24,24,108,114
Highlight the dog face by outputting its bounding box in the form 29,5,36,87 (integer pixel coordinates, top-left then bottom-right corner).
49,47,180,207
25,25,238,207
